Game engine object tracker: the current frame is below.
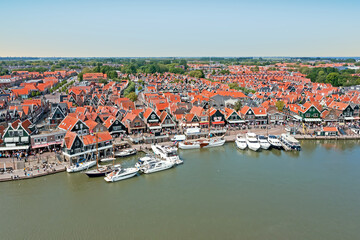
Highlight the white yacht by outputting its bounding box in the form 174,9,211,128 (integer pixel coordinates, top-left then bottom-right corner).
280,134,301,151
267,135,283,150
151,144,183,165
245,132,261,151
257,135,271,150
66,160,97,173
178,137,225,150
141,160,174,174
135,155,161,169
104,167,138,182
235,134,247,150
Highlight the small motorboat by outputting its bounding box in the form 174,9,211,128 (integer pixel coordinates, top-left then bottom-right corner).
67,159,97,173
141,160,174,174
104,167,138,182
114,148,137,157
85,164,121,177
100,157,116,163
235,134,247,150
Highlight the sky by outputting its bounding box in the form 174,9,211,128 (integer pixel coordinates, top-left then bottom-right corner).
1,0,359,57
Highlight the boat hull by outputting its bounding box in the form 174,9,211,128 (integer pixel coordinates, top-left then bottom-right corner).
66,161,97,173
104,168,138,182
235,140,247,150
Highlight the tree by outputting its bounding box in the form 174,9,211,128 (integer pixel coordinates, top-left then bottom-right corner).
78,72,83,81
275,100,285,112
326,72,340,86
189,70,205,78
126,92,137,102
234,100,242,112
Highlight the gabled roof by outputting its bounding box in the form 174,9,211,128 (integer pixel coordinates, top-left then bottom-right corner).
58,116,80,131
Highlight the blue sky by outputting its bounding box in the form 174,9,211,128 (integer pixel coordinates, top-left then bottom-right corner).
1,0,359,57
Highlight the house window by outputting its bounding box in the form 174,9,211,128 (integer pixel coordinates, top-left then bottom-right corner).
313,113,318,117
18,131,23,137
306,113,310,118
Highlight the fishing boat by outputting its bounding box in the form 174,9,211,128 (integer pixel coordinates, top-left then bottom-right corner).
235,134,247,150
104,167,138,182
151,144,183,164
245,132,261,151
267,135,283,150
257,135,271,150
85,164,121,177
141,160,174,174
280,134,301,151
114,148,137,157
66,158,96,173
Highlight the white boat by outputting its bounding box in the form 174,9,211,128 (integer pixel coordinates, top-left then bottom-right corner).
257,135,271,150
235,134,247,150
151,144,183,164
104,167,138,182
114,148,137,157
170,135,186,141
66,160,97,173
135,155,161,169
267,135,283,149
178,137,225,150
141,160,174,174
280,134,301,151
100,157,116,163
245,133,261,151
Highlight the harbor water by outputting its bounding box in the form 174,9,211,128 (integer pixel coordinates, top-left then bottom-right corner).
1,140,360,240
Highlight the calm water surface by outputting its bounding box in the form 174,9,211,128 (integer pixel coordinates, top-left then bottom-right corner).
1,140,360,240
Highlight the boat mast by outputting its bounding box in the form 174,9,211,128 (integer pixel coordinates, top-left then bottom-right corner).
96,132,99,170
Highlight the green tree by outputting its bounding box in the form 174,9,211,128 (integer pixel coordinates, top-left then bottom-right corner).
189,70,204,78
126,92,137,102
275,100,285,112
234,100,242,112
326,72,340,86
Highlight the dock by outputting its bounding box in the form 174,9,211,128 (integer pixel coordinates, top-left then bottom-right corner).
0,165,66,182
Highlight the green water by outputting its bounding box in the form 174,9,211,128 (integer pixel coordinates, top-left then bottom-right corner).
1,140,360,240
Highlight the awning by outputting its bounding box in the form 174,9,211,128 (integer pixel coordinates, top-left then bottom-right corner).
212,121,225,125
228,120,245,123
32,143,49,149
344,117,354,120
293,115,302,121
0,145,29,151
199,122,209,125
149,126,162,130
304,118,322,122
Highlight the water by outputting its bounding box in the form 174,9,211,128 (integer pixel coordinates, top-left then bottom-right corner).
1,140,360,240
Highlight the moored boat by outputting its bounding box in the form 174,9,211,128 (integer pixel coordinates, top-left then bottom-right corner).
151,144,183,164
280,134,301,151
66,159,97,173
245,132,261,151
178,137,225,150
114,148,137,157
267,135,283,150
141,160,174,174
257,135,271,150
85,164,121,177
100,157,116,163
104,167,138,182
235,134,247,150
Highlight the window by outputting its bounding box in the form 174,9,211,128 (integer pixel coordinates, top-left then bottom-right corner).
306,113,310,118
18,131,23,137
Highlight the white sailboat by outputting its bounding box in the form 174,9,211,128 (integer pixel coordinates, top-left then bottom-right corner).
235,134,247,150
245,132,261,151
